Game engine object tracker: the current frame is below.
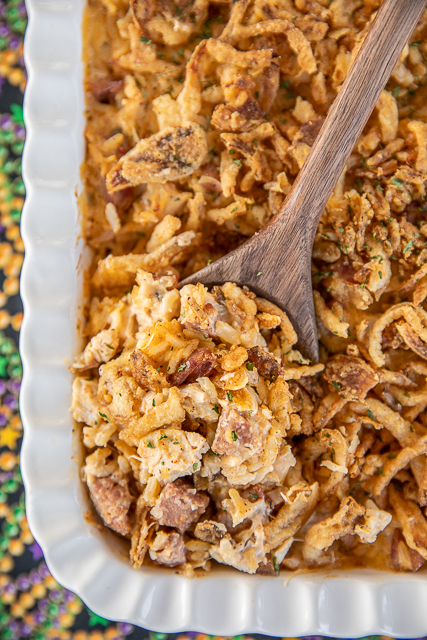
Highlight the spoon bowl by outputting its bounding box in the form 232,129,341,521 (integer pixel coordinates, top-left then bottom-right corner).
182,0,427,362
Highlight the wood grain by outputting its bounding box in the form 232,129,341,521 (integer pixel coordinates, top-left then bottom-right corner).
181,0,427,362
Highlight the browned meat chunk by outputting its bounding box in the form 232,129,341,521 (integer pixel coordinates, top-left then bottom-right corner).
168,347,216,385
194,520,227,543
106,188,134,214
150,479,209,532
211,99,265,133
149,531,187,567
256,559,277,575
247,346,280,380
87,475,133,536
90,79,124,104
101,179,133,215
131,349,169,391
324,354,378,401
294,117,325,146
212,407,262,458
391,528,425,572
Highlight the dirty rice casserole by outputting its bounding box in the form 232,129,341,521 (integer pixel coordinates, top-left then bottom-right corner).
72,0,427,575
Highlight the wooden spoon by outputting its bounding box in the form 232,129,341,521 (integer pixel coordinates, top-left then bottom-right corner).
181,0,427,363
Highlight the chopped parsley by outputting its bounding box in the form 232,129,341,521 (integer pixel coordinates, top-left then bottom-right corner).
152,399,156,407
99,412,109,422
213,404,220,414
146,440,155,449
332,380,341,390
272,556,280,574
376,466,385,477
249,492,259,500
366,409,375,421
231,430,238,441
226,391,234,402
193,462,198,472
232,158,243,167
177,363,187,371
246,362,255,371
256,271,262,276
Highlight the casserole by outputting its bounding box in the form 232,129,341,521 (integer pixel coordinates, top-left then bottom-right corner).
20,0,427,634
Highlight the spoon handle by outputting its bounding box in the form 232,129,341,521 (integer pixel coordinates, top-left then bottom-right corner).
270,0,427,245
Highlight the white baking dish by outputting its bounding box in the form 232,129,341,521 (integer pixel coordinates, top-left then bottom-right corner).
19,0,427,635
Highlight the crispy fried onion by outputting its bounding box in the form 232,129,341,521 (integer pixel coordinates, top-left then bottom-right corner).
106,124,208,191
302,428,348,500
220,9,316,76
396,262,427,301
313,392,347,430
210,516,266,574
130,495,150,569
263,481,319,553
120,387,185,446
92,234,197,292
390,381,427,407
350,397,414,446
131,0,209,46
389,484,427,561
313,291,349,339
254,297,297,348
324,354,379,401
281,363,325,381
206,194,253,225
369,435,427,497
206,38,274,75
353,499,392,544
369,303,427,367
302,496,365,565
220,123,279,188
222,488,267,527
